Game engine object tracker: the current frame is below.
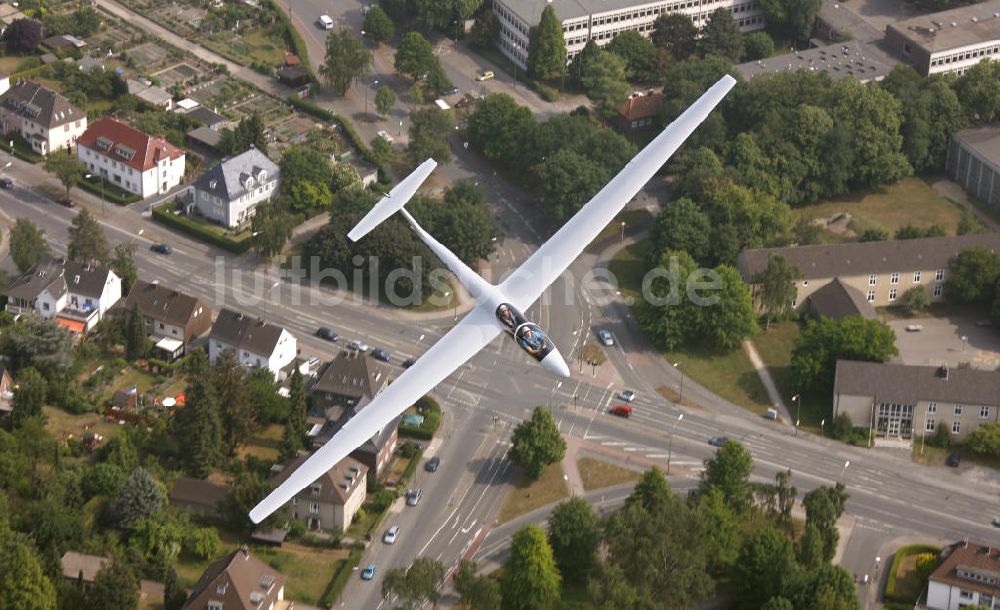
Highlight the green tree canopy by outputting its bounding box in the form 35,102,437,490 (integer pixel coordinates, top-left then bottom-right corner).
220,113,268,156
214,348,255,456
754,254,800,328
699,440,754,514
547,496,599,581
321,28,372,96
279,145,334,212
744,31,776,60
375,84,397,116
649,197,712,266
652,13,698,60
86,558,139,610
966,422,1000,458
501,524,561,610
758,0,821,42
44,149,85,200
606,30,659,82
408,107,455,165
68,208,111,265
509,407,567,479
580,50,630,117
0,316,73,376
0,538,57,610
454,560,501,610
945,246,1000,303
10,367,46,429
953,59,1000,124
9,218,50,273
115,467,165,527
171,350,222,477
466,93,534,162
395,32,436,80
5,17,42,53
528,5,566,80
280,368,307,460
362,5,395,43
734,526,798,609
791,316,898,391
381,557,445,610
250,199,294,262
111,241,138,294
701,8,744,61
410,180,498,264
900,286,930,313
124,304,149,361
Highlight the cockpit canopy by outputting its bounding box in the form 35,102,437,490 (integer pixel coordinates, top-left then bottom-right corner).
495,303,554,362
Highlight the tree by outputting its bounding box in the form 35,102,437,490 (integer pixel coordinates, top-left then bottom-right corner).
45,149,85,202
163,565,187,610
5,18,42,53
945,246,1000,304
381,557,445,610
607,30,657,82
734,526,797,609
966,422,1000,458
534,149,609,222
9,218,50,273
375,84,396,116
395,32,435,80
424,60,454,98
701,265,758,349
250,199,294,263
321,28,372,96
759,0,821,42
223,114,268,156
362,5,395,43
407,107,454,165
124,305,149,361
67,208,111,265
467,94,534,163
0,539,57,610
86,559,139,610
409,181,499,264
111,242,138,294
755,254,799,328
528,5,566,80
214,349,255,456
953,60,1000,123
790,564,859,610
900,286,930,313
280,369,307,460
791,316,898,391
652,13,698,60
470,10,500,49
501,524,561,610
454,560,501,610
370,134,393,168
760,597,795,610
10,367,47,429
744,31,775,60
831,78,911,189
509,407,566,479
580,50,630,117
702,8,744,61
698,486,742,574
803,485,848,562
0,316,74,375
547,497,598,582
115,467,165,527
280,145,334,212
171,350,222,477
700,440,753,514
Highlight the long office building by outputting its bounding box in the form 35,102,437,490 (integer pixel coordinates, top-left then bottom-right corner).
885,0,1000,76
494,0,764,69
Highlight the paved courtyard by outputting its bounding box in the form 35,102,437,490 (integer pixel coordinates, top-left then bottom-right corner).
888,315,1000,370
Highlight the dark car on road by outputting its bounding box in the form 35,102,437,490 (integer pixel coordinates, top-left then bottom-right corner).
946,452,961,467
0,177,13,189
315,327,339,342
402,358,416,369
371,348,390,362
425,456,440,472
443,86,460,96
709,436,729,447
57,198,75,208
150,243,172,255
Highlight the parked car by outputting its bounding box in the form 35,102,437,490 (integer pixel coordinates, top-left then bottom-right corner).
425,456,440,472
150,243,172,255
406,488,422,506
598,329,614,346
609,405,632,419
57,198,75,208
377,130,394,144
361,564,376,580
708,436,729,447
946,452,961,467
0,177,13,189
317,14,333,29
905,324,923,332
348,339,369,351
402,358,416,369
618,389,636,402
992,517,1000,527
383,526,399,544
315,327,339,342
371,348,390,362
475,70,494,81
443,86,460,96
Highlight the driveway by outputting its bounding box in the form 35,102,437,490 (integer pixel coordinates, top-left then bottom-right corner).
889,314,1000,369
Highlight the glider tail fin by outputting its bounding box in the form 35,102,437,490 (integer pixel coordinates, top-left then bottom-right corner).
347,158,437,242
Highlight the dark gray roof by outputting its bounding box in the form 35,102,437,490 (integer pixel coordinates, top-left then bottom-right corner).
735,40,898,83
125,280,207,327
806,278,877,321
193,147,279,202
269,454,367,505
834,360,1000,405
184,106,229,128
738,233,1000,280
311,350,387,401
3,257,66,301
0,80,82,129
210,308,286,355
954,125,1000,168
887,0,1000,53
498,0,649,24
63,260,113,298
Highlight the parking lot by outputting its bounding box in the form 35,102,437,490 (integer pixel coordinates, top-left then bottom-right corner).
888,315,1000,370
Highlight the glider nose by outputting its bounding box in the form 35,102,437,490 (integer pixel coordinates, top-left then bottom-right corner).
541,348,570,378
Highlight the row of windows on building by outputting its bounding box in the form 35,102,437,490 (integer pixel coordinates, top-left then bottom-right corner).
558,0,757,32
864,283,943,302
83,148,138,177
930,43,1000,67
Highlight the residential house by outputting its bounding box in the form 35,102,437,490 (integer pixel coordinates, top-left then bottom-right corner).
885,0,1000,76
76,117,186,198
270,455,368,532
208,309,297,381
947,125,1000,211
833,360,1000,445
613,92,662,132
61,551,108,590
193,147,281,228
3,258,122,332
169,477,230,517
736,234,1000,316
123,280,213,346
0,80,87,155
182,546,286,610
0,367,11,415
926,540,1000,610
308,350,398,477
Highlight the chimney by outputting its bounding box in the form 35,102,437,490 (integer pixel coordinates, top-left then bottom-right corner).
937,364,949,380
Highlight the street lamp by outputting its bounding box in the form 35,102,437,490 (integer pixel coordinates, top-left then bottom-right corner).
961,335,968,353
84,173,106,216
666,413,684,474
820,418,825,437
620,221,626,243
673,361,684,405
398,119,403,137
839,459,850,481
792,394,801,436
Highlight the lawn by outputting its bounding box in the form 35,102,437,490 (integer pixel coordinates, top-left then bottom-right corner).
796,177,970,239
239,424,284,462
587,208,654,253
577,457,641,491
43,405,121,445
408,277,461,313
607,241,650,301
751,321,830,431
106,366,160,398
497,462,569,524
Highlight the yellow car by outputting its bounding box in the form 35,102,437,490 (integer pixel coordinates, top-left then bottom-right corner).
476,70,494,81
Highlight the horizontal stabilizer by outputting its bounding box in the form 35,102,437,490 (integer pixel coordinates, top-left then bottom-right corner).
347,158,437,242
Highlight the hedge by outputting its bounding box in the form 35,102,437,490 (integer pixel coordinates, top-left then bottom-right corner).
286,94,333,121
399,396,442,439
885,544,940,604
286,96,377,165
11,63,49,81
5,135,43,164
152,203,252,254
319,547,363,606
397,449,424,491
265,0,317,83
78,177,141,205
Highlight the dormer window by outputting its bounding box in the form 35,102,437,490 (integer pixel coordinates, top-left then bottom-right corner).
216,583,228,595
257,170,266,182
311,484,321,495
209,179,217,189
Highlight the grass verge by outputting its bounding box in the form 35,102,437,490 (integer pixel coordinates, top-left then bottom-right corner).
577,456,641,491
751,321,829,431
497,462,569,524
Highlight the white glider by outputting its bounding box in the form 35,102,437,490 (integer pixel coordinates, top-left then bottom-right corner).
249,74,737,523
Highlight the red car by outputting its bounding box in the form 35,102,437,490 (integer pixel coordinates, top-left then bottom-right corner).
610,405,632,418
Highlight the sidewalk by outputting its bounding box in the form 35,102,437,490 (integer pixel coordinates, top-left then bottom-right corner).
931,178,1000,231
744,339,793,425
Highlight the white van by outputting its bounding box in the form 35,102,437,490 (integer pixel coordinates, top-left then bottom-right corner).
318,14,334,29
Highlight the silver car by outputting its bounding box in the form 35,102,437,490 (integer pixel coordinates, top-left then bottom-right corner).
406,488,422,506
383,525,400,544
598,329,614,346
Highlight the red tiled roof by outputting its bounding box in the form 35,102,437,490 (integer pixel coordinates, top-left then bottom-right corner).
616,93,663,121
77,118,184,172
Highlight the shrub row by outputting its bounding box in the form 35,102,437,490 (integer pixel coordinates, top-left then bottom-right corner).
11,64,49,81
885,544,941,603
151,203,251,254
319,547,363,606
5,135,43,164
285,96,377,166
286,94,333,121
265,0,317,83
78,177,141,205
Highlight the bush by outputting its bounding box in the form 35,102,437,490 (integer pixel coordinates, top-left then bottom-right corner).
370,490,396,513
78,175,141,205
287,519,307,539
398,442,417,459
885,544,941,603
184,527,221,560
151,203,251,254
